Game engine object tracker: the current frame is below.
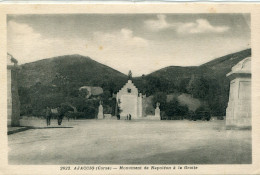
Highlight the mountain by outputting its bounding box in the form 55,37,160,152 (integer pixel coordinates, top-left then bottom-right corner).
17,48,251,116
144,48,251,81
18,54,128,90
18,48,251,89
201,49,251,70
132,48,250,116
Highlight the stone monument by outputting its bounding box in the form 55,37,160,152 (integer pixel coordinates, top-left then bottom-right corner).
154,102,161,120
226,57,251,129
7,53,20,126
116,78,144,120
97,101,104,120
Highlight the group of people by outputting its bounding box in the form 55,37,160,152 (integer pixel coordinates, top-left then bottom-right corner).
126,114,132,120
116,113,132,120
45,106,65,126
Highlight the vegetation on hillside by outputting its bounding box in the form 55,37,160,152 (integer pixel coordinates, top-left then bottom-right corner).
17,48,251,119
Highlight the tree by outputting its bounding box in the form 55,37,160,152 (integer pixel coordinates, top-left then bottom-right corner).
187,75,209,99
165,98,189,120
152,92,167,111
52,73,70,96
79,88,89,98
128,70,132,80
177,78,189,93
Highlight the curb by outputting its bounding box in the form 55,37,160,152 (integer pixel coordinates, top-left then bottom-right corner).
7,127,31,135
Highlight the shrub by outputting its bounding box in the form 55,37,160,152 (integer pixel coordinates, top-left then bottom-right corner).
160,111,167,120
194,106,211,121
185,111,195,120
65,112,85,119
164,98,189,120
83,107,97,119
20,104,33,116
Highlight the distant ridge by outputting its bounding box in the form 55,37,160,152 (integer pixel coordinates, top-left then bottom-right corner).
143,48,251,80
18,54,127,89
201,48,251,68
18,48,251,90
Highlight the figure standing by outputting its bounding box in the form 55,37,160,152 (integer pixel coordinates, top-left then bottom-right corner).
129,114,131,120
57,107,64,125
46,107,51,126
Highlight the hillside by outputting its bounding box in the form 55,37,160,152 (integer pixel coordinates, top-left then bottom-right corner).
18,54,128,90
201,49,251,70
18,48,251,89
132,48,251,116
17,48,251,117
144,48,251,81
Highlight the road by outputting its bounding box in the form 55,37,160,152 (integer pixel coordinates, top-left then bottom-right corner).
8,119,251,164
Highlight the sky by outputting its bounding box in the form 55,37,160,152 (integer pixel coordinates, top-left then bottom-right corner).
7,14,250,76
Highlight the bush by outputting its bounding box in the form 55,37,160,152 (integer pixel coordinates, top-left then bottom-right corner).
160,111,167,120
65,112,85,119
217,116,224,120
82,106,97,119
185,111,195,120
194,106,211,121
164,98,189,120
32,109,47,118
20,104,33,116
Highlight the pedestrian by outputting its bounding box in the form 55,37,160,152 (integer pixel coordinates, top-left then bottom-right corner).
129,114,131,120
57,107,64,125
46,107,51,126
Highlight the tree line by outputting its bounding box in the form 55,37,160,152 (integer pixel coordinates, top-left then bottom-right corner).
18,72,229,120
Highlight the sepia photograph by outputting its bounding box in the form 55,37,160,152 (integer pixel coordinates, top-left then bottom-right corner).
6,12,252,166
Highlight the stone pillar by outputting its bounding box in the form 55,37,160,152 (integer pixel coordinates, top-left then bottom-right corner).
226,57,251,129
7,54,20,126
154,102,161,120
137,93,143,118
97,101,104,120
142,94,147,117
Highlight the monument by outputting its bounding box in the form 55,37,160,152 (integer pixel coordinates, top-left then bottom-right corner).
226,57,251,129
154,102,161,120
7,53,20,127
116,71,144,120
97,101,104,119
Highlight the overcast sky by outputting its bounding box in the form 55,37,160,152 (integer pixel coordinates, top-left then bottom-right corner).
7,14,250,76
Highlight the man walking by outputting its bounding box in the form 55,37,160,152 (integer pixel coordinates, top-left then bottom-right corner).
57,106,66,125
46,107,51,126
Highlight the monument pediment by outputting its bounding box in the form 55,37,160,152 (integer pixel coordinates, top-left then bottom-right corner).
117,80,139,99
116,80,143,119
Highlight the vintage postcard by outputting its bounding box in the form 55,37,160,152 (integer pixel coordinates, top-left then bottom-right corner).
0,3,259,175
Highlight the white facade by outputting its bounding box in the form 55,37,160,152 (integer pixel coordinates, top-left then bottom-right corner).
116,80,143,119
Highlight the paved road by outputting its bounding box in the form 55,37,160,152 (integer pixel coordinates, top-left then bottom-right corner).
8,120,251,164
